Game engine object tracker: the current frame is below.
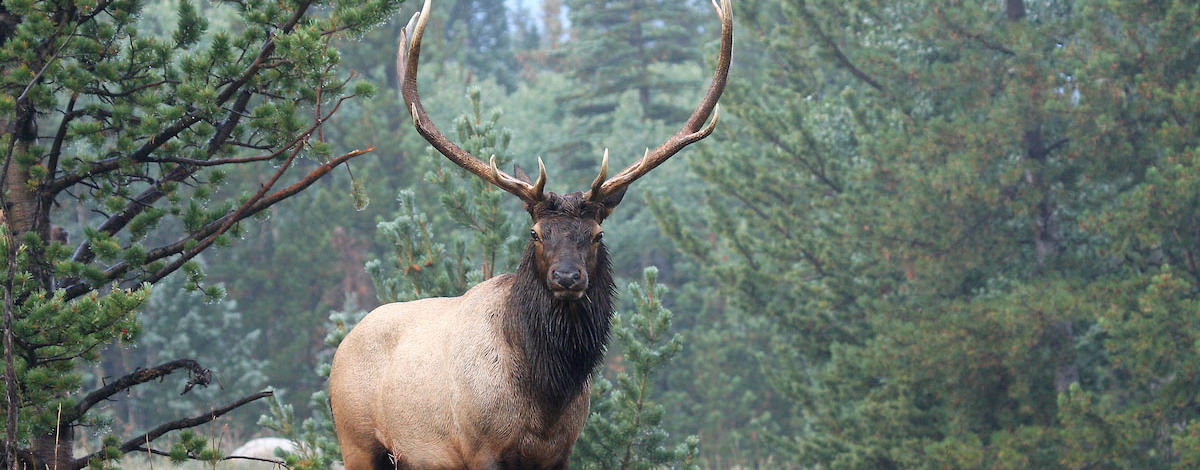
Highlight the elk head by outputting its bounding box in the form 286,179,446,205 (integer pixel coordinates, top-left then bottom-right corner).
396,0,733,300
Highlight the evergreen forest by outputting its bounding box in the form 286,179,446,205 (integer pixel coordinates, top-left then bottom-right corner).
3,0,1200,468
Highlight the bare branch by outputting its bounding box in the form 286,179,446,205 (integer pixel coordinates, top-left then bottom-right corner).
72,359,212,420
69,391,274,470
207,90,254,155
82,79,180,98
45,94,78,181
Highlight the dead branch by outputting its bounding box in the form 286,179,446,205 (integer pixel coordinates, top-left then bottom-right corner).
73,359,212,420
69,390,274,470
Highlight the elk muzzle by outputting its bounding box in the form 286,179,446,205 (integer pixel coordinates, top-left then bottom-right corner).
548,263,588,299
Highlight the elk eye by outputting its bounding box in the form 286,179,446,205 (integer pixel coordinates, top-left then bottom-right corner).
530,229,540,241
593,232,604,243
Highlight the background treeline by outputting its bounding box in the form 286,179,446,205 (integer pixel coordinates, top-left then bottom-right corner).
5,0,1199,468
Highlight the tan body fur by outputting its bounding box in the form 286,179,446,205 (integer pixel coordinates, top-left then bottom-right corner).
329,275,589,470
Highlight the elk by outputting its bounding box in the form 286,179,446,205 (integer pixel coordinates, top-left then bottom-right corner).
328,0,731,468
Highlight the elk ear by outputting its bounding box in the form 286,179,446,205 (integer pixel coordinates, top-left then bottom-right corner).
597,187,627,221
513,164,532,184
513,163,545,216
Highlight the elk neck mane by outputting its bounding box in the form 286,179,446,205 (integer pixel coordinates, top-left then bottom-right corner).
503,194,616,410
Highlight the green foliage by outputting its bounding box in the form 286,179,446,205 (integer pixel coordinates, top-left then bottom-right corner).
160,429,220,466
652,0,1200,467
1,225,147,439
560,0,709,124
0,0,402,466
443,0,519,89
572,267,700,470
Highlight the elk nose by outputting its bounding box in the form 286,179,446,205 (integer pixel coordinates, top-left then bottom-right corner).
551,268,583,290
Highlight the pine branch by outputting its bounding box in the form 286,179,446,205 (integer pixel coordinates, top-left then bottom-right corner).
69,391,274,470
216,0,314,105
60,145,374,300
796,0,885,93
44,94,77,182
59,93,370,298
66,89,271,268
139,96,366,286
66,166,191,266
47,0,315,194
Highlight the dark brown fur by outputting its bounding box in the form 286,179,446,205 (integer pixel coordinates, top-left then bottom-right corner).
505,192,621,412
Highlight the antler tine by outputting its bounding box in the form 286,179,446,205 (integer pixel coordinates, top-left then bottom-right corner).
397,0,543,204
490,156,547,202
587,0,733,202
589,149,609,197
532,156,547,200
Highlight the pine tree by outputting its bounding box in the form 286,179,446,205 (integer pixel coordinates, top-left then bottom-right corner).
559,0,708,123
0,0,401,468
570,267,700,470
655,0,1200,467
443,0,519,89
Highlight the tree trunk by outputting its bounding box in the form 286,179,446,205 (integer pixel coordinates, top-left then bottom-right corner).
5,96,67,470
1053,320,1080,394
1006,0,1026,21
3,103,45,236
31,428,72,470
3,227,18,470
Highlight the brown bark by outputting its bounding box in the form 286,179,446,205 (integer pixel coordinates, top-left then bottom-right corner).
3,227,18,470
30,428,72,470
1006,0,1026,21
3,102,48,240
3,96,53,470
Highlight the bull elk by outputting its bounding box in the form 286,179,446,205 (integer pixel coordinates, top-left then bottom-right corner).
329,0,732,468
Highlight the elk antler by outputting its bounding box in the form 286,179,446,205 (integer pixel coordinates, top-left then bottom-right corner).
397,0,546,204
585,0,733,203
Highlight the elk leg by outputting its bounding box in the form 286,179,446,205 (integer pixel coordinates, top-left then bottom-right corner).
340,441,394,470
